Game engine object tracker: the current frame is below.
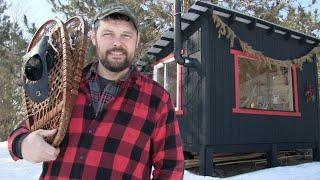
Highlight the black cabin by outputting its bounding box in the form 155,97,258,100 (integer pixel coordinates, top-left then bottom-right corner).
147,0,320,176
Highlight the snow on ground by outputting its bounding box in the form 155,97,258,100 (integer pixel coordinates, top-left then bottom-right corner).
1,141,320,180
0,141,41,179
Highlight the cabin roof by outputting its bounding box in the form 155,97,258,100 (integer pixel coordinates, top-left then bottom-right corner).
147,0,320,60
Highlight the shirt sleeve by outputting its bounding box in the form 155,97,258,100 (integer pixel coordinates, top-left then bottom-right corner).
7,120,30,161
151,94,184,180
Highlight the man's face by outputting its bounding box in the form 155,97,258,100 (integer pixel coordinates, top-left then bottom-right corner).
92,18,140,72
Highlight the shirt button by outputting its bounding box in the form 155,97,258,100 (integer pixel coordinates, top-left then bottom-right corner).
88,129,93,134
79,155,84,160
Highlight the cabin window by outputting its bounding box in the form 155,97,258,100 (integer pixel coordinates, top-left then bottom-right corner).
231,49,301,117
153,56,183,115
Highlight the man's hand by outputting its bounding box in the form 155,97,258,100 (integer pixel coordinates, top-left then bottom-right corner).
21,129,60,163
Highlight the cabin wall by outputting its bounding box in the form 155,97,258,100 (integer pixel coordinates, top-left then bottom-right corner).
175,10,319,153
178,15,206,150
207,16,319,146
179,67,202,146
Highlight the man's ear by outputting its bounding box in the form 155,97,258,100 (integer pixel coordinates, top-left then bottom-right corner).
136,32,140,48
91,31,96,46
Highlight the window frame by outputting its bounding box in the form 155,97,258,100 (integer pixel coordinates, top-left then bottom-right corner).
153,54,184,116
231,49,301,117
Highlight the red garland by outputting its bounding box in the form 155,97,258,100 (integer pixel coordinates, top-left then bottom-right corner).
305,83,315,103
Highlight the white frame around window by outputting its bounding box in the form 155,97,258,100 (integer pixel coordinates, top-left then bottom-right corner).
153,57,181,112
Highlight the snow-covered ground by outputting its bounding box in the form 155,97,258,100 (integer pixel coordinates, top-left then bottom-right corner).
1,141,320,180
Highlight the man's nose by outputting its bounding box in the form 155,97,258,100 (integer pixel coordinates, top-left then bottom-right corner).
112,36,123,47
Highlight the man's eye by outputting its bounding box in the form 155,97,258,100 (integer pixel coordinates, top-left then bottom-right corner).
122,34,132,39
102,33,112,36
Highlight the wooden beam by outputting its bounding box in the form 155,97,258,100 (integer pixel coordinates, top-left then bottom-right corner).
299,37,306,45
284,31,291,40
153,45,164,49
248,19,256,30
161,30,174,41
181,12,200,24
185,151,311,169
228,13,236,25
267,26,275,35
189,4,208,14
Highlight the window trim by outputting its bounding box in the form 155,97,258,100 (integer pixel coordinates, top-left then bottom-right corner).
230,49,301,117
153,54,184,116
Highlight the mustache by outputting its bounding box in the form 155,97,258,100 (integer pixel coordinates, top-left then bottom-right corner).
106,47,128,55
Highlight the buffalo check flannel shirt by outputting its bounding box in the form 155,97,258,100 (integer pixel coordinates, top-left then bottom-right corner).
7,61,184,179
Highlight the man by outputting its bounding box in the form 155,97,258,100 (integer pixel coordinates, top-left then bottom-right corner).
7,3,184,179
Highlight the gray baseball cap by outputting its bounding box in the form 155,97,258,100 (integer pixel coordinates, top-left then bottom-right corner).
94,3,139,31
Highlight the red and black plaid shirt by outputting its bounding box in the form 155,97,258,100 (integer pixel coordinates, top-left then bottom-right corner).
8,61,184,179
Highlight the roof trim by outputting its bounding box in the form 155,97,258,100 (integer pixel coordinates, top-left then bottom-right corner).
147,0,320,58
197,1,319,44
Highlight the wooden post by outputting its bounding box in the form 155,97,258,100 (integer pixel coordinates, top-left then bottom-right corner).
199,146,214,176
313,142,320,161
267,144,278,167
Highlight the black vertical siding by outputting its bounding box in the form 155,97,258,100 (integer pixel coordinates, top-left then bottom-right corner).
209,19,234,145
173,8,319,154
180,67,201,145
208,16,318,146
313,58,320,143
178,15,206,149
201,12,214,145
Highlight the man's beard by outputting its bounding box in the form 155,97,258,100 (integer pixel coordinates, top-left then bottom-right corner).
99,47,131,72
